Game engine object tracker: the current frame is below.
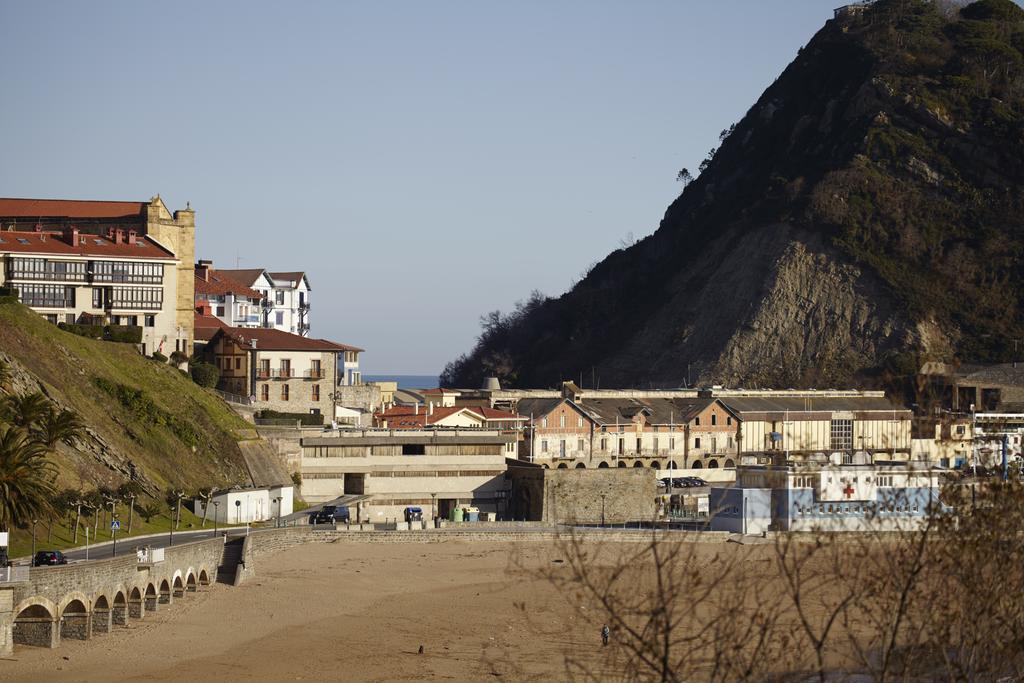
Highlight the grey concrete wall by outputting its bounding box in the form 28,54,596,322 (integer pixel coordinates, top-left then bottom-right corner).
508,467,658,524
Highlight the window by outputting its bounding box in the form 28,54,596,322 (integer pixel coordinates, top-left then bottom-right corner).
669,437,675,450
695,437,701,449
830,419,854,450
636,438,642,452
216,306,225,317
275,311,284,325
235,357,241,370
600,438,607,451
577,438,584,451
541,417,547,428
275,290,285,305
65,313,75,324
109,287,162,310
281,384,289,401
653,438,659,453
90,260,163,284
711,414,717,426
401,444,425,455
16,284,75,308
726,417,732,426
260,385,269,401
541,440,548,453
695,416,701,426
92,288,103,308
144,314,155,327
312,384,320,401
7,257,87,282
560,414,565,428
311,359,321,378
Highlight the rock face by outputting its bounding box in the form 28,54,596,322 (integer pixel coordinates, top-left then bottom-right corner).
443,0,1024,390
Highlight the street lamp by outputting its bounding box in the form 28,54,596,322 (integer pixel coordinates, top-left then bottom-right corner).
31,519,38,558
213,501,221,535
274,496,283,528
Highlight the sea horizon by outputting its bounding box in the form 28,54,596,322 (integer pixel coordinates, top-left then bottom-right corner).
363,374,440,389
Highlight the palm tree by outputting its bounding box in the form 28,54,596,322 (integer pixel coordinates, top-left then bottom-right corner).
138,502,161,523
3,392,52,429
0,426,57,533
33,407,84,449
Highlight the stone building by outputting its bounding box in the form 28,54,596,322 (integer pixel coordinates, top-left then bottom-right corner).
0,196,196,351
204,327,363,421
300,430,513,520
506,463,657,524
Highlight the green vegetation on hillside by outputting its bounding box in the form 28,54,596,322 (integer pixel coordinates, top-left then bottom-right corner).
442,0,1024,390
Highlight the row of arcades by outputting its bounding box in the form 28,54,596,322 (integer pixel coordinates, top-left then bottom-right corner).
545,458,737,470
12,567,212,649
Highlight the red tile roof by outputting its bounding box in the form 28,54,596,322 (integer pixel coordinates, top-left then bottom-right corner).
269,271,307,286
0,230,176,260
194,269,263,299
210,326,363,353
194,312,230,341
215,268,268,288
0,198,146,219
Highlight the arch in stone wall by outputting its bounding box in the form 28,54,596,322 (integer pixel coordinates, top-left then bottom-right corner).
650,461,661,469
574,462,586,469
597,461,610,468
144,583,159,612
112,590,129,626
633,461,645,468
691,460,703,469
159,579,172,604
724,459,736,468
198,569,210,586
12,600,57,648
93,595,109,609
556,463,568,469
92,595,112,635
667,460,678,469
708,459,719,469
617,461,627,468
172,568,184,584
172,575,185,598
186,571,198,592
58,591,91,617
60,598,90,641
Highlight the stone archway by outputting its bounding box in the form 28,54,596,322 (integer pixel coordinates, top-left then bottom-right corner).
173,576,185,599
597,461,610,468
617,461,627,468
60,599,90,641
199,570,210,587
691,460,703,469
159,580,172,605
633,461,644,468
708,459,719,469
113,591,129,625
13,602,58,648
144,584,158,612
92,595,112,635
186,573,198,593
556,463,568,469
668,461,678,469
724,459,736,468
574,462,586,469
650,461,660,469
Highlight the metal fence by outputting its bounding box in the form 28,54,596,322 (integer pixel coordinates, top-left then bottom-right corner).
214,389,253,406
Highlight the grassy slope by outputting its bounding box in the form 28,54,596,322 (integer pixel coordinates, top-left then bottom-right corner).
0,302,255,550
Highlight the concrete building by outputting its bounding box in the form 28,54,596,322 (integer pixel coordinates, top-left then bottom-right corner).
193,485,294,524
216,268,312,337
920,362,1024,413
204,326,363,421
0,223,188,357
0,196,196,351
299,430,513,520
710,461,943,533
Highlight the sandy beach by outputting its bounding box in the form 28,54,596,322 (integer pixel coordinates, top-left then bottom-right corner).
2,540,608,682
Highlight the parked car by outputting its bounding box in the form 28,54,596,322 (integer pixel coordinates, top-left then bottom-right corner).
311,505,350,524
33,550,68,567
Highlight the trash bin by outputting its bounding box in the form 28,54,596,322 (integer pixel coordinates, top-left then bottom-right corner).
465,506,480,522
451,507,464,523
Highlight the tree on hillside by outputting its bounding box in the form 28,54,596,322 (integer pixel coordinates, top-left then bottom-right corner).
197,487,215,528
0,426,57,533
676,168,694,188
118,481,143,534
82,489,104,538
2,392,51,430
33,406,85,450
138,502,161,524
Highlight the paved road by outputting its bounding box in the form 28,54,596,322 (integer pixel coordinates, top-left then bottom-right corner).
49,527,253,563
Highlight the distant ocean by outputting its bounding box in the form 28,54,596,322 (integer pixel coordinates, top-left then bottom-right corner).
364,374,439,389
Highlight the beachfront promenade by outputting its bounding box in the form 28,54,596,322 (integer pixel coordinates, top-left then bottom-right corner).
1,524,730,656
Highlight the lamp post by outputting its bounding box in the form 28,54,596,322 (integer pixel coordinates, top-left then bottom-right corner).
31,519,38,558
274,496,282,528
213,501,220,535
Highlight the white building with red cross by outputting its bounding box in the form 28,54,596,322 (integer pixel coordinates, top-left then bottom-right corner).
709,460,945,533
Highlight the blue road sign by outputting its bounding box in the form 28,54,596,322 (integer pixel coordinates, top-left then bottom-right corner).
111,520,121,531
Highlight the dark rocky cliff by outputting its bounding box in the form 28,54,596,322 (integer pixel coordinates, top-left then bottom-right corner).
443,0,1024,390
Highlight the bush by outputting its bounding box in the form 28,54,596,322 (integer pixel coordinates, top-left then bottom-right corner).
105,325,143,344
151,351,168,362
93,377,201,447
189,362,220,389
58,322,104,339
0,285,19,305
257,410,325,426
169,351,189,365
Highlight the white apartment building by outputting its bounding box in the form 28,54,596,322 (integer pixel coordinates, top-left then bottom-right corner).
194,260,265,329
0,225,188,355
217,268,311,337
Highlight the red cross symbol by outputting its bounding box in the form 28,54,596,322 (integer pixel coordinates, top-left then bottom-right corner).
843,484,855,499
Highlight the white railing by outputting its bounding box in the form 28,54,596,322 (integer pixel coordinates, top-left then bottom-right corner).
214,389,253,406
0,564,29,583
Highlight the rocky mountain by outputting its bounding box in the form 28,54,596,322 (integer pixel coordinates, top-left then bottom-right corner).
442,0,1024,391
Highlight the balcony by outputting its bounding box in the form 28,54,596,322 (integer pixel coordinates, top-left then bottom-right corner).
256,368,295,379
304,369,324,379
234,314,260,324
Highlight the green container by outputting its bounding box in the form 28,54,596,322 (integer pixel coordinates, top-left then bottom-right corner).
451,507,464,522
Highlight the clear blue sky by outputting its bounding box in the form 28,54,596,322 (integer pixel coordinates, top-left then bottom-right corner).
2,1,851,374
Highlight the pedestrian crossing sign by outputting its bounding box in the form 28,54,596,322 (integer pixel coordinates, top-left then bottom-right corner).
111,520,121,531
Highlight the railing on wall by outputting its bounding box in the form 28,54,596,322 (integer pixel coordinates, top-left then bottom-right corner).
0,564,29,583
214,388,253,406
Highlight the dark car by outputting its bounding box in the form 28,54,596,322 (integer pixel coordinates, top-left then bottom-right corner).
33,550,68,567
311,505,350,524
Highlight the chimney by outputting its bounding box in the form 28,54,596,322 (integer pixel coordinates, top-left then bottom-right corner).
105,227,116,241
429,402,434,416
414,404,419,415
63,225,80,247
128,229,137,245
33,223,42,233
115,228,126,244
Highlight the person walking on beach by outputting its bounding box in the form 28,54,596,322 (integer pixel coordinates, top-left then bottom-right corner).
601,624,610,647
